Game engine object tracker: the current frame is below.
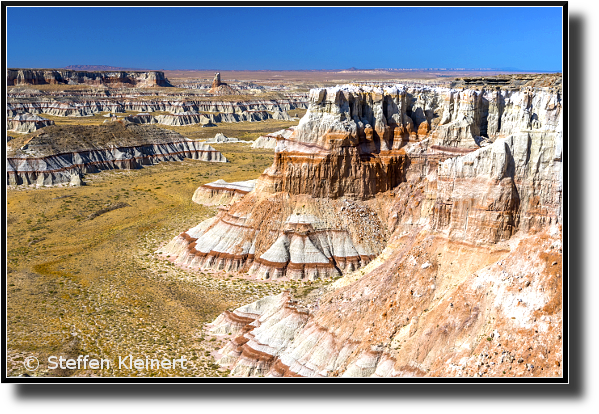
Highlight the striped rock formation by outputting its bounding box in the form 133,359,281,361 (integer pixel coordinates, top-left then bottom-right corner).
205,133,251,144
203,78,563,377
7,123,227,186
7,113,54,133
6,98,308,118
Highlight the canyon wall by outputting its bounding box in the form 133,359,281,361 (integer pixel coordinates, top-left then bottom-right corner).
7,124,227,186
7,98,308,119
7,113,54,133
192,79,563,377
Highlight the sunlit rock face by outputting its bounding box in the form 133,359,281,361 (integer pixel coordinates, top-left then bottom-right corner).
7,113,54,133
7,98,307,120
161,85,422,279
6,123,227,186
162,76,563,378
163,80,562,285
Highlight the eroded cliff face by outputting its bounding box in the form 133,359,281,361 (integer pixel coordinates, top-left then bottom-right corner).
160,86,418,278
7,113,54,134
162,79,562,377
6,69,172,87
7,99,308,128
196,78,563,377
6,123,227,186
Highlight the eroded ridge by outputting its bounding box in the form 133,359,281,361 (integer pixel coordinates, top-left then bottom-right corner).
201,78,562,377
7,123,227,186
7,98,308,118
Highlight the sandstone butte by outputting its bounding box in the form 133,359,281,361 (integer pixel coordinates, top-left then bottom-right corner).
159,75,563,378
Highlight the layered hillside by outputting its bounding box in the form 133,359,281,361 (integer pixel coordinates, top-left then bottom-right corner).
7,98,308,119
7,123,227,186
6,69,172,87
161,78,562,377
7,113,54,133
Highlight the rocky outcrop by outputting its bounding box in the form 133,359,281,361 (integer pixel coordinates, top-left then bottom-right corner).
124,113,157,124
7,69,172,87
205,133,251,144
155,111,272,126
209,72,239,95
192,179,256,206
7,113,54,133
160,193,386,281
161,85,430,278
450,73,562,90
164,81,562,276
194,78,563,377
7,123,227,186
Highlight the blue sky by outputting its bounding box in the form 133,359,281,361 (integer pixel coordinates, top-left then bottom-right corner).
7,6,563,71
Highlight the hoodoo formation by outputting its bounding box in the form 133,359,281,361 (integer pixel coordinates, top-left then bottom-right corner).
163,75,563,377
6,122,227,186
209,72,239,95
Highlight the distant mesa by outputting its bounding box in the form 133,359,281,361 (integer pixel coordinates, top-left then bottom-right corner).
64,65,150,71
6,68,172,88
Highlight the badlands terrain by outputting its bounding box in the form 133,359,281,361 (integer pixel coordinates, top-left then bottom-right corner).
5,69,562,378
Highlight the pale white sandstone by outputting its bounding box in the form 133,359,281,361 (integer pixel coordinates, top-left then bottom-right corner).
205,81,563,378
251,128,295,149
205,133,251,144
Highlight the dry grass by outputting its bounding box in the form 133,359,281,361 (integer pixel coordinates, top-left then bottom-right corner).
5,149,293,378
6,79,308,378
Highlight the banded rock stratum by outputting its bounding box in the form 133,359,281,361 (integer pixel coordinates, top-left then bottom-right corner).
6,69,172,87
6,123,227,186
160,76,563,377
